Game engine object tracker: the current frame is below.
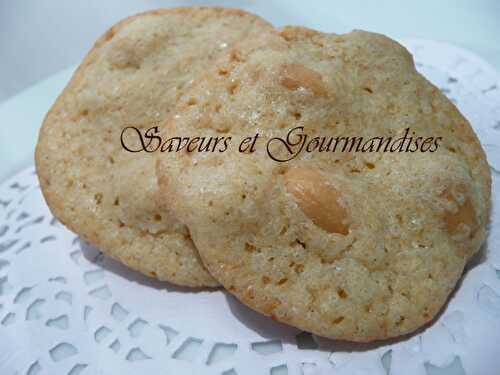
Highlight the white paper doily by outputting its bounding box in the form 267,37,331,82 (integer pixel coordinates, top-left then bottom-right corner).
1,39,500,375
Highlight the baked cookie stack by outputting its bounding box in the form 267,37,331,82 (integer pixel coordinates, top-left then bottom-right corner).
36,7,491,342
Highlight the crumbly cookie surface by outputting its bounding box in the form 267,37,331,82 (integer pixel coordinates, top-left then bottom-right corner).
35,8,272,287
157,27,491,339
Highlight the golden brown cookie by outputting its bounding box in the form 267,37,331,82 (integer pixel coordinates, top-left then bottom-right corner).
157,27,491,339
35,8,272,287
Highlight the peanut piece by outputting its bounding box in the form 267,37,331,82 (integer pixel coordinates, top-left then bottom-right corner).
280,63,327,97
441,186,477,234
284,168,349,235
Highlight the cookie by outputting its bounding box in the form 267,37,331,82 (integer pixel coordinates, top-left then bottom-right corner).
157,27,491,339
35,8,272,287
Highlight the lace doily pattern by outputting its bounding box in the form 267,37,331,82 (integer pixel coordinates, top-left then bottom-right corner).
1,40,500,375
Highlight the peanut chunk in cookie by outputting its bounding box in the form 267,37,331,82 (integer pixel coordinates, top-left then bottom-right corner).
284,167,349,235
280,63,327,97
441,186,477,235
